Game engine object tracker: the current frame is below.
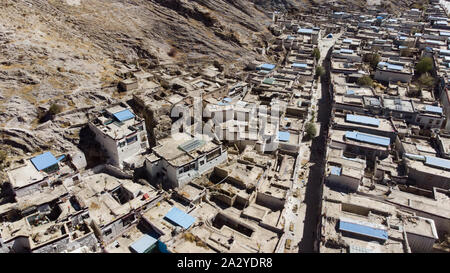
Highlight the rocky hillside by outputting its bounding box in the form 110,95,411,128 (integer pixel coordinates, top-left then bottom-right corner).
0,0,282,160
0,0,420,165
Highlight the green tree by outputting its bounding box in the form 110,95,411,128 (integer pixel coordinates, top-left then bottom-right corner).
357,75,373,87
417,73,435,88
312,48,320,61
315,66,325,78
416,57,433,75
363,52,380,70
305,122,317,140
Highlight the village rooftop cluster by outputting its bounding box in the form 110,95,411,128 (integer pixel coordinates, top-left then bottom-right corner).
0,0,449,253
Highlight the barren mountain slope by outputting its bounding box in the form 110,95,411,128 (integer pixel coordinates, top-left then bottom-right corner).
0,0,421,164
0,0,279,160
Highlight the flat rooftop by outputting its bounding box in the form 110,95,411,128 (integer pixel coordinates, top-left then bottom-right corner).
383,97,415,113
333,114,394,133
151,133,220,167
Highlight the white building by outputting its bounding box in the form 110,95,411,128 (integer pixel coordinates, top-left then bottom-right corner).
145,133,228,189
374,61,413,83
88,103,149,169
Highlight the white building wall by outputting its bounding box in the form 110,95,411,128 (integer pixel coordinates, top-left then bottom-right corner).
89,122,148,168
374,70,412,83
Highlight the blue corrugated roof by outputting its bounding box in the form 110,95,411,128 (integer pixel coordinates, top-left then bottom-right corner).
425,39,442,45
346,90,355,95
345,131,390,147
424,156,450,170
164,207,196,229
31,152,59,171
425,105,443,114
297,28,313,34
113,109,135,122
440,31,450,37
343,39,353,43
387,64,403,71
292,63,308,68
129,234,157,253
346,114,380,127
260,63,275,70
339,220,388,241
404,153,426,161
278,131,290,142
340,49,354,54
330,166,342,176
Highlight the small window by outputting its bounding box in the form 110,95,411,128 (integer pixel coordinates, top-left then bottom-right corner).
118,141,126,148
104,228,112,236
126,135,138,144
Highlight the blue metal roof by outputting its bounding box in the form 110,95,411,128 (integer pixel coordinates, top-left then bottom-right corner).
425,39,442,45
424,156,450,170
440,31,450,37
387,64,403,71
340,49,354,54
260,63,275,70
343,39,353,43
164,207,196,229
425,105,443,114
346,114,380,127
31,152,59,171
223,97,232,103
346,90,355,95
129,234,157,253
339,220,388,241
297,28,313,34
404,153,426,161
345,131,390,147
330,166,342,176
439,49,450,55
113,109,135,122
278,131,290,142
292,63,308,69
